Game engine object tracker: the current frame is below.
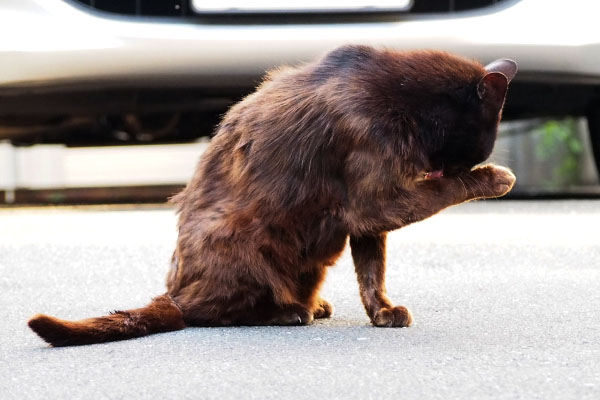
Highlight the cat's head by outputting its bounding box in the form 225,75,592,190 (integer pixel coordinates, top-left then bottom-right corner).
424,58,517,178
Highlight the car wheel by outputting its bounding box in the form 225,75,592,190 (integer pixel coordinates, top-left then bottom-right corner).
586,100,600,175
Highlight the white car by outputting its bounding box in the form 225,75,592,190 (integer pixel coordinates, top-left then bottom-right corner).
1,0,600,168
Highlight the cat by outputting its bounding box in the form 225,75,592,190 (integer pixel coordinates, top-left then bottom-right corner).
28,45,516,346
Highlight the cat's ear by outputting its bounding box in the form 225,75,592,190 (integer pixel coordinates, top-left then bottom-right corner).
484,59,518,82
477,59,518,108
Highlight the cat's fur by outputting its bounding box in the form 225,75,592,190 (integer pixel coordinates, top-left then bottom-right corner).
28,45,516,346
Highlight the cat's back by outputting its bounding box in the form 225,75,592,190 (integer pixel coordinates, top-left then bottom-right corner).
174,45,487,212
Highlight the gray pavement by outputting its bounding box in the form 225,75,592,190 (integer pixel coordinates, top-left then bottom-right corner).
1,200,599,399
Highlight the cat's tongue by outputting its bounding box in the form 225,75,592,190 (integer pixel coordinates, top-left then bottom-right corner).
425,170,444,180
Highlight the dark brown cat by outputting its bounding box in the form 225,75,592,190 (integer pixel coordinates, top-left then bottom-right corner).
28,45,517,346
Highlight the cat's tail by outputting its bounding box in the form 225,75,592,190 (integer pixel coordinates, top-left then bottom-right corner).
27,294,186,347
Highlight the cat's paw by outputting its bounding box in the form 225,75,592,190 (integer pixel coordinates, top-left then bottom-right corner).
470,164,516,198
271,306,314,326
372,305,413,328
313,298,333,319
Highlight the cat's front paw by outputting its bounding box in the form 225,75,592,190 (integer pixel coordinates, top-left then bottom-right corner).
372,305,413,328
470,164,516,198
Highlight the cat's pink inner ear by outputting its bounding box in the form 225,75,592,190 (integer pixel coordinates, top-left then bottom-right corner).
484,59,518,82
477,72,509,104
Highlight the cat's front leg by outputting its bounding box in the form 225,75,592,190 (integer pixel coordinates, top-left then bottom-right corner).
344,164,515,234
349,232,413,328
398,164,516,226
461,164,516,201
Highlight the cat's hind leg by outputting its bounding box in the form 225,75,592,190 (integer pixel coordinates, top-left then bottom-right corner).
259,302,314,325
172,277,316,327
297,267,333,319
171,245,326,326
313,297,333,319
179,294,315,326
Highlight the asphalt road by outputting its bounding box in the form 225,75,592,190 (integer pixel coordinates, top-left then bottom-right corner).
1,200,599,399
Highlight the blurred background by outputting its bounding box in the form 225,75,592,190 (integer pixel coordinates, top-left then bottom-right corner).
2,0,600,204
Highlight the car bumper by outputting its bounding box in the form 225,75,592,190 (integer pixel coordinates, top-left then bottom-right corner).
1,0,600,92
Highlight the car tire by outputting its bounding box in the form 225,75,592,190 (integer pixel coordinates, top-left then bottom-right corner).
586,100,600,176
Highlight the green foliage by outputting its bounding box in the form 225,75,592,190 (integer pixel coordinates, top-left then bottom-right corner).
533,118,583,187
